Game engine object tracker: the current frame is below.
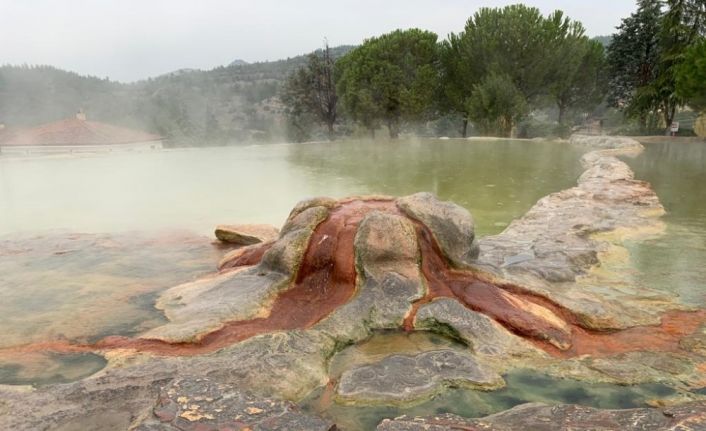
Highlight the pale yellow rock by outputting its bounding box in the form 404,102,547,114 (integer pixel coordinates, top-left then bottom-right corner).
179,411,198,421
498,290,570,334
214,224,279,245
695,114,706,138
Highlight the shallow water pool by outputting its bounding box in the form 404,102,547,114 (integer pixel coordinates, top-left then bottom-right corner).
0,139,585,358
0,138,704,423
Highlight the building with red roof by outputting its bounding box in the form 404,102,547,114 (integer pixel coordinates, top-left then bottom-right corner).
0,111,164,154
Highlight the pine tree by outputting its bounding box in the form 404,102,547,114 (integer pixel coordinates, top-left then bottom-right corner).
607,0,664,131
608,0,705,132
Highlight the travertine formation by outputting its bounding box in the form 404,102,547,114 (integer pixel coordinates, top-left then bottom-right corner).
136,378,334,431
1,135,705,430
336,350,503,404
377,401,706,431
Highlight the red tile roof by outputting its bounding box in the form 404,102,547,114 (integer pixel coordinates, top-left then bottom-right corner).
0,118,163,147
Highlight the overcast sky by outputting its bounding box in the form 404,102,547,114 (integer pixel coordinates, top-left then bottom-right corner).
1,0,637,82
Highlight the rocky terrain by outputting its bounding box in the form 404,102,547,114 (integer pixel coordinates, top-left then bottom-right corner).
377,402,706,430
1,135,705,430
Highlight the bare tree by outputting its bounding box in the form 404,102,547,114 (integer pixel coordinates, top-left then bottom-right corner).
310,42,338,139
281,41,338,140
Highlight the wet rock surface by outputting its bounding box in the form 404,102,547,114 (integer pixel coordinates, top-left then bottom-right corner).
214,224,280,245
142,268,288,343
135,377,335,431
217,241,272,270
681,324,706,356
413,298,540,358
336,350,503,405
477,136,674,331
143,205,329,343
0,331,334,430
3,135,706,430
397,192,480,267
314,210,425,342
376,401,706,430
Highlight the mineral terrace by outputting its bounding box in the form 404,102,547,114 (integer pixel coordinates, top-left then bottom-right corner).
1,135,705,430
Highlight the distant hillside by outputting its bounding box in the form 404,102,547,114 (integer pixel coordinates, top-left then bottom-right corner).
216,44,355,81
0,45,356,145
592,35,612,49
0,66,125,128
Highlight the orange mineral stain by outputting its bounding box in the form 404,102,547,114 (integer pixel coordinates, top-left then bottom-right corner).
219,241,273,271
2,199,705,362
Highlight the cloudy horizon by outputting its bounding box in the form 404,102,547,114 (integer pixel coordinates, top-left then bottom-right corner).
1,0,637,83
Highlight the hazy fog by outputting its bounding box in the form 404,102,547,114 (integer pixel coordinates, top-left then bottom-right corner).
1,0,636,82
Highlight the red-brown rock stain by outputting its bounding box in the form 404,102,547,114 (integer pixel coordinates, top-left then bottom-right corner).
219,241,273,271
98,201,387,354
1,200,394,356
537,309,706,359
3,199,705,361
408,222,573,348
405,220,706,358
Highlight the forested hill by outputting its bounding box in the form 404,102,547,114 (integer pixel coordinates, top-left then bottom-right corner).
0,45,355,144
592,35,612,48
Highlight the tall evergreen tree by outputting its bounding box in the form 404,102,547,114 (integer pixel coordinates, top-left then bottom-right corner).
607,0,663,130
439,33,473,137
550,37,607,125
441,5,603,136
467,73,528,137
336,29,439,139
608,0,705,132
657,0,706,124
676,38,706,112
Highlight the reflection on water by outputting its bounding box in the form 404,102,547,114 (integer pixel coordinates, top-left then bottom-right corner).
0,231,226,349
625,142,706,306
286,139,584,236
1,138,704,404
302,331,681,431
328,331,467,380
0,139,585,386
0,139,586,385
0,140,584,236
0,352,107,386
302,368,676,431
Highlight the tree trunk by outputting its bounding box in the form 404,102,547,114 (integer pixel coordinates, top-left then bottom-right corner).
508,123,514,138
461,118,468,138
558,103,566,125
639,113,648,133
387,119,400,139
327,121,335,141
664,103,677,136
502,116,513,138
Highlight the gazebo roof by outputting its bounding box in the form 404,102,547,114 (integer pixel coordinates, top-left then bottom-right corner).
0,116,163,147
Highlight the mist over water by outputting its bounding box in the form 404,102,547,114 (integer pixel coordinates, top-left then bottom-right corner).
0,139,583,237
2,139,705,411
2,139,704,335
0,138,585,384
625,142,706,307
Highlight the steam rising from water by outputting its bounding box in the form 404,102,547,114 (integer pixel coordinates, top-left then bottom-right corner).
0,139,584,236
